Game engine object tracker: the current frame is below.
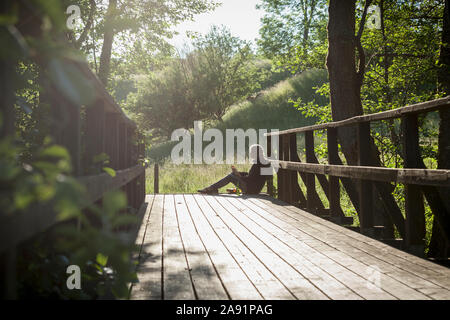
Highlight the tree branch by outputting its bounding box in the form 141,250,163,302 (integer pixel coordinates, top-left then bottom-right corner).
356,0,372,41
75,0,96,49
356,0,372,86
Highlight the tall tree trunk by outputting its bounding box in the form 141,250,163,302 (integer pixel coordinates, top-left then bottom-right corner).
98,0,117,86
326,0,361,164
429,0,450,259
326,0,405,237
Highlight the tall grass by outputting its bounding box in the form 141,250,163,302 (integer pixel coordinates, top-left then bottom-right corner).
145,162,251,194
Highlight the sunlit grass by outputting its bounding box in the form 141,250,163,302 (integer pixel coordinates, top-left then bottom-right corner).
145,162,251,194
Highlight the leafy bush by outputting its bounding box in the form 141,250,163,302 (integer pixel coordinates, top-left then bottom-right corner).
1,135,138,299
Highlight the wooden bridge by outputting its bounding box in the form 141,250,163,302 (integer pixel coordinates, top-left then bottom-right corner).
1,34,450,299
130,194,450,300
128,96,450,300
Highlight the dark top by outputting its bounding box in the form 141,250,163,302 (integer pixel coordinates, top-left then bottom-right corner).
240,162,272,194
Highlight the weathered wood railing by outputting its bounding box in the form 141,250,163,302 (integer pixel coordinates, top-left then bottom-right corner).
266,96,450,257
0,59,146,298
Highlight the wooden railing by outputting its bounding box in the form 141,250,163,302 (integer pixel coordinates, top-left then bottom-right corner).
0,58,146,298
266,96,450,256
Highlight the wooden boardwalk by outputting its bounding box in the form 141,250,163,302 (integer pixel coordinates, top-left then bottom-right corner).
130,194,450,300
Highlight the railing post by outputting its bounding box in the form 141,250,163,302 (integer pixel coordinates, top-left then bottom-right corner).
266,135,274,196
126,126,135,209
277,135,285,200
402,114,425,256
357,122,374,235
289,133,302,205
327,127,341,217
138,133,146,204
131,127,138,209
282,134,291,203
154,163,159,194
305,130,316,212
117,121,128,220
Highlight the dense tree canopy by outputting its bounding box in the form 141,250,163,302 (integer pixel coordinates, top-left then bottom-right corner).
257,0,328,72
65,0,219,85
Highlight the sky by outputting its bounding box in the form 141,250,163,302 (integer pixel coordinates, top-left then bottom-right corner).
169,0,265,50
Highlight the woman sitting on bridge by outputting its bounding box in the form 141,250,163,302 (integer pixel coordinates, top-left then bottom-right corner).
198,144,272,195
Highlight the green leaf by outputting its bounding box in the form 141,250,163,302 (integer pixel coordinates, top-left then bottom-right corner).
39,145,69,160
14,192,34,210
36,184,56,202
94,153,110,164
129,272,139,283
96,253,108,267
103,191,127,214
103,167,116,177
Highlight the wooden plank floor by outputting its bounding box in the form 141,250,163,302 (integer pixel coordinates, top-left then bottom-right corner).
130,194,450,300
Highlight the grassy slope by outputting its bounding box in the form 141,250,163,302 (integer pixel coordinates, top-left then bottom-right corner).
217,69,328,131
148,69,329,161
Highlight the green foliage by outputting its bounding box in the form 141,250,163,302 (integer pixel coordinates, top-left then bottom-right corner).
52,190,137,299
360,0,445,113
218,69,328,131
103,167,116,177
67,0,219,85
357,0,446,168
1,1,141,299
0,133,138,299
0,138,77,214
190,25,265,121
257,0,328,73
127,26,272,140
126,59,201,139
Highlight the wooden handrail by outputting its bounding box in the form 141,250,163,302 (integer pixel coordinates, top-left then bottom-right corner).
0,164,145,253
266,96,450,136
78,164,145,204
268,96,450,255
272,160,450,187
